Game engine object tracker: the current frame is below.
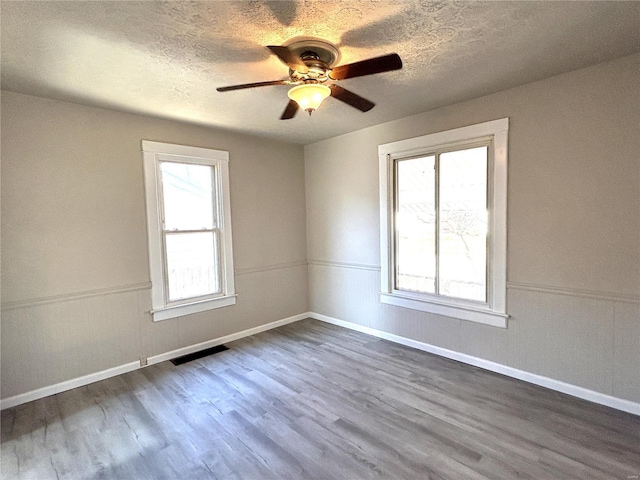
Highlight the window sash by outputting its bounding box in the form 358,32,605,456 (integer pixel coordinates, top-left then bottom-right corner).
392,141,491,306
157,160,224,304
159,161,217,231
162,229,222,304
393,155,437,295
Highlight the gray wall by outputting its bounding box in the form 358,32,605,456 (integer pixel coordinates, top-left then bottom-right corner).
305,54,640,403
2,53,639,406
1,91,308,400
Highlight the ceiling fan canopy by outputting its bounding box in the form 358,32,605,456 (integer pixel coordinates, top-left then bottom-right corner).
216,38,402,119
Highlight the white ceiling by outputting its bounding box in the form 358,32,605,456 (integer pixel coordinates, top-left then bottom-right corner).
2,1,640,145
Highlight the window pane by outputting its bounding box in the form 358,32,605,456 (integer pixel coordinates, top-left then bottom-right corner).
161,162,214,231
165,232,219,301
439,146,487,302
395,156,436,293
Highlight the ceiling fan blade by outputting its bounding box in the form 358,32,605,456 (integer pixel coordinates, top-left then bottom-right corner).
267,45,309,73
329,85,375,112
280,100,299,120
329,53,402,80
216,80,290,92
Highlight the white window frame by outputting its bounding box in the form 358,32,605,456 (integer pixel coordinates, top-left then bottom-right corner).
379,118,508,328
142,141,236,322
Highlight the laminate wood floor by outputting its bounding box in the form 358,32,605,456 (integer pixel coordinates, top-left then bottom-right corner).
2,319,639,479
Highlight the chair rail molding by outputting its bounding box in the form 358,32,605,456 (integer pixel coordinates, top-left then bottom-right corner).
1,282,153,311
507,281,639,304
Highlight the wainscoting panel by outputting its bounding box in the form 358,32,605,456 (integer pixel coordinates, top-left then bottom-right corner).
1,263,309,406
613,301,640,402
1,287,145,400
506,289,615,395
308,261,640,405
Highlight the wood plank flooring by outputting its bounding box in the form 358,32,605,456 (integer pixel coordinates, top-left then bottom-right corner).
2,319,639,479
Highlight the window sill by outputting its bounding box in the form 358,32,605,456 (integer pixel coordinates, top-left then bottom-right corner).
151,294,237,322
380,293,508,328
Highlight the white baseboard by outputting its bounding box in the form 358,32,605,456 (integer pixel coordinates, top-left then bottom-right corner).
309,312,640,417
5,311,637,417
0,312,311,410
147,312,310,366
0,362,141,410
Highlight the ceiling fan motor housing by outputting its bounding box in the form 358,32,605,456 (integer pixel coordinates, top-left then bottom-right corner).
290,51,330,84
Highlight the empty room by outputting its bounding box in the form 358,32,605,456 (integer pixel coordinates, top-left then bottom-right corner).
1,1,639,478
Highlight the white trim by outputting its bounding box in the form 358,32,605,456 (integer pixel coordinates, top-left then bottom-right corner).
380,293,507,328
147,312,310,366
378,118,509,157
379,152,393,296
507,281,640,304
0,312,311,410
151,295,237,322
0,362,141,410
217,154,236,298
309,312,640,416
378,118,509,327
1,283,152,311
141,140,229,161
142,152,165,313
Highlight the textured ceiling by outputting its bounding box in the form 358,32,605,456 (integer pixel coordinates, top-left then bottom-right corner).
2,1,640,144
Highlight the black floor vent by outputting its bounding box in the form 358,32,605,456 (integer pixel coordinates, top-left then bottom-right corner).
170,344,229,366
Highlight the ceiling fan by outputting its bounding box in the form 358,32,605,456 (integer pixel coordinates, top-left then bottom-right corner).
216,38,402,119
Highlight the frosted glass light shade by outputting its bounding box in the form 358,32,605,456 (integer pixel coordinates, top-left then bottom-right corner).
288,84,331,112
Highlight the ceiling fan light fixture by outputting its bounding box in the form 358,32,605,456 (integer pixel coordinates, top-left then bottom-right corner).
217,41,402,120
287,84,331,114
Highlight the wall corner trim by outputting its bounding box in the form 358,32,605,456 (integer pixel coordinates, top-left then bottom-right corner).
0,312,311,410
308,312,640,416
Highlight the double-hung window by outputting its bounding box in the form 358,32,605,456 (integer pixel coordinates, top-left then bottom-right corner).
142,141,236,322
379,118,508,327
